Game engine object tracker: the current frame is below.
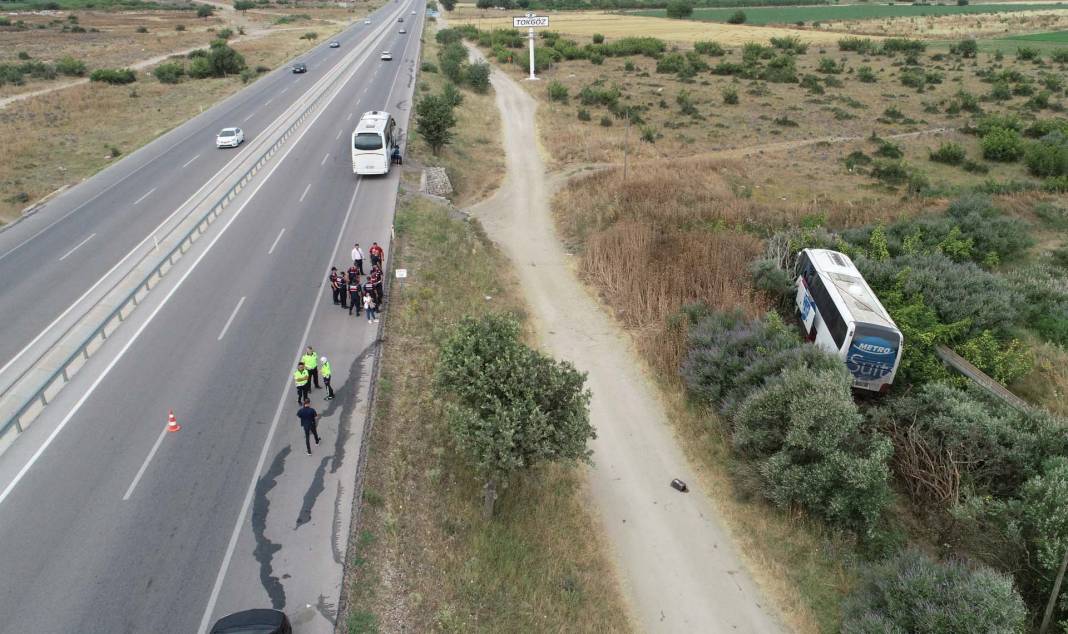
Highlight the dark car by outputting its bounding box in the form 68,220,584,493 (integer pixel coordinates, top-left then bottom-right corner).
209,609,292,634
292,63,307,74
397,16,403,22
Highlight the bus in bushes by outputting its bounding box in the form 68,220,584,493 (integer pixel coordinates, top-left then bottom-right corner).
794,248,903,392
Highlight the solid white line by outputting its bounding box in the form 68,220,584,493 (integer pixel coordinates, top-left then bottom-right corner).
0,46,360,508
132,187,157,206
196,182,365,634
267,227,285,255
58,233,96,262
216,296,246,341
181,154,202,169
320,153,330,166
121,426,167,501
299,183,312,202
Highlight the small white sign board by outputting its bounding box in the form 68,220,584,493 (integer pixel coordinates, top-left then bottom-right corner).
395,269,408,279
512,15,549,27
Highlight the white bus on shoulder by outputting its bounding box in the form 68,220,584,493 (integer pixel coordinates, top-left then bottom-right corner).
351,110,397,176
794,248,903,393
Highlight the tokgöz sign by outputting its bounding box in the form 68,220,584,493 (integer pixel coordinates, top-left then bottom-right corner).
513,14,549,27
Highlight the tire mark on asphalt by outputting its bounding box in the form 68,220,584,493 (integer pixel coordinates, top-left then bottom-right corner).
330,481,344,565
253,446,289,609
295,456,330,529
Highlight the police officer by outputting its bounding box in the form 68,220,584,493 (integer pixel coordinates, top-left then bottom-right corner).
329,267,341,305
321,355,334,400
338,271,349,310
348,274,362,316
294,362,310,405
302,346,321,389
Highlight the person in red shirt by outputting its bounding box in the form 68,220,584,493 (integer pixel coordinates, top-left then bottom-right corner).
369,242,384,268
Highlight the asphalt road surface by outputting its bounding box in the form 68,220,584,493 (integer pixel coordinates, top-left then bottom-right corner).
0,2,423,632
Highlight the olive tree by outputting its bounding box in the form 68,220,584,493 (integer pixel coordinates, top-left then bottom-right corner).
436,314,595,518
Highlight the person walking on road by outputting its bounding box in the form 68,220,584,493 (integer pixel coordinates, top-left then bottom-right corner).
302,346,321,389
351,243,364,275
321,355,334,400
297,399,320,455
294,362,310,405
363,291,377,323
369,242,384,268
348,274,362,316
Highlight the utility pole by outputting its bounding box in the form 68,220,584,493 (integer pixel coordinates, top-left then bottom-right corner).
1040,546,1068,634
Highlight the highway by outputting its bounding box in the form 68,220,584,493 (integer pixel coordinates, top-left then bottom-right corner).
0,1,423,631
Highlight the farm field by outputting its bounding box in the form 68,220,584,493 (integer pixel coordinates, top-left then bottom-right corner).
443,18,1068,631
982,27,1068,51
635,2,1068,24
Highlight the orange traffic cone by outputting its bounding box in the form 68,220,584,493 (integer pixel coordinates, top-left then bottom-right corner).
166,409,181,433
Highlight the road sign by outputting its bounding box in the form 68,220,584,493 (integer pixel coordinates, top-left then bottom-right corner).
395,269,408,279
512,14,549,27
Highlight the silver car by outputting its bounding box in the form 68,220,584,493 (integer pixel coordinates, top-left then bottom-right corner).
216,127,244,148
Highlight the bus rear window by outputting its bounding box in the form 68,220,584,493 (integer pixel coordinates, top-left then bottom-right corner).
354,133,383,150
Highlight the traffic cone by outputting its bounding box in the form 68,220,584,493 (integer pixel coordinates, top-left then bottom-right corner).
166,409,181,433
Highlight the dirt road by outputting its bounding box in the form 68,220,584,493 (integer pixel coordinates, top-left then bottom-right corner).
467,56,786,633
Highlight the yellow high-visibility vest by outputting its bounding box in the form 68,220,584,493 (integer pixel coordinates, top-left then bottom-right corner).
321,361,332,378
301,353,318,370
294,369,309,386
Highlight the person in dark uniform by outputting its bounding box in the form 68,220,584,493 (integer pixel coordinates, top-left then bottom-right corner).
338,271,349,310
329,267,341,305
348,274,362,316
296,399,320,455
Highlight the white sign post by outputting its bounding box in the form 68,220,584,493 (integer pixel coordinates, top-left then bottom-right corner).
512,12,549,80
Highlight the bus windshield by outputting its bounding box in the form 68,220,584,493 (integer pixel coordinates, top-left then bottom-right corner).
846,323,901,382
354,133,383,151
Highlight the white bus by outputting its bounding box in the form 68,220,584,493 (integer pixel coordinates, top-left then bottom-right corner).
794,248,903,393
351,110,397,176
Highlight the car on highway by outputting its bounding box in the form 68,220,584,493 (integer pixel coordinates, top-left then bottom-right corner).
215,127,244,148
397,16,403,22
209,609,292,634
399,28,406,34
364,18,371,24
329,41,340,48
291,62,307,73
410,9,416,13
380,51,392,61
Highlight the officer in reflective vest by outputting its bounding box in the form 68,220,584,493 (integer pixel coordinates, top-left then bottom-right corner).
294,362,310,405
321,355,334,400
301,346,320,389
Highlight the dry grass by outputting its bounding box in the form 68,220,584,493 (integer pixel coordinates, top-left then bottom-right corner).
822,9,1068,39
0,26,341,222
339,195,631,634
407,22,506,206
452,8,848,45
1012,339,1068,417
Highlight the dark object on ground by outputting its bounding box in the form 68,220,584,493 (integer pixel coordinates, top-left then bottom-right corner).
671,478,689,493
210,609,292,634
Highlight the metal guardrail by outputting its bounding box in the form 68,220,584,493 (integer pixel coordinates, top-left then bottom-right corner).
935,344,1033,412
0,12,400,443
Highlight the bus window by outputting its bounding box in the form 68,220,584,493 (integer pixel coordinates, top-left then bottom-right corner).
354,133,383,150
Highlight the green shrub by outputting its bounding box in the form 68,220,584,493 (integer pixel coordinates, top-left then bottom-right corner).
989,81,1012,101
1016,46,1039,61
871,159,909,185
640,125,657,143
800,74,823,94
216,27,233,40
187,57,212,79
838,36,877,55
817,56,843,74
1024,118,1068,139
547,80,568,103
1045,175,1068,193
727,10,746,24
760,54,797,83
421,61,437,73
769,35,807,54
466,61,490,93
441,82,463,108
733,366,893,535
875,140,903,159
592,32,604,44
578,84,619,108
1052,48,1068,64
599,115,612,127
1024,132,1068,178
1019,457,1068,576
665,0,693,19
929,142,966,165
721,85,738,105
300,31,318,40
693,40,725,56
950,38,977,58
577,108,590,121
857,65,876,83
175,24,185,31
55,56,86,77
842,549,1027,634
152,61,184,84
89,68,136,84
880,38,925,56
981,127,1025,162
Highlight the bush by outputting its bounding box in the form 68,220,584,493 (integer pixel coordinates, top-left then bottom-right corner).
981,127,1025,162
197,4,214,17
577,108,590,121
439,40,467,84
1024,132,1068,178
769,35,807,54
300,31,318,40
839,36,877,55
857,65,876,83
216,28,233,40
441,81,463,108
733,365,893,535
578,83,619,108
1017,46,1039,61
871,159,909,185
89,68,136,84
547,80,568,103
175,24,186,31
466,61,490,93
152,62,184,84
135,25,148,33
421,61,437,73
989,81,1012,101
721,85,738,105
929,142,966,165
592,33,603,44
55,56,87,77
665,0,693,18
842,549,1027,634
875,140,903,159
817,56,843,74
599,115,612,127
1019,457,1068,576
950,38,977,58
726,10,746,24
694,40,725,56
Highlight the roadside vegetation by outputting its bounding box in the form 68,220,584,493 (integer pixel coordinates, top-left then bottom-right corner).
636,3,1065,26
338,195,631,633
443,18,1068,633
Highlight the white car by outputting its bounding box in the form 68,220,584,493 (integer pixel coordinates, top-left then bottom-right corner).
410,9,416,13
364,19,371,24
329,41,340,48
380,51,392,61
399,28,406,34
216,127,244,148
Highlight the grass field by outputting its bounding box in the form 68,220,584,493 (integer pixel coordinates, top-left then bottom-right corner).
0,0,181,10
982,28,1068,52
635,3,1068,24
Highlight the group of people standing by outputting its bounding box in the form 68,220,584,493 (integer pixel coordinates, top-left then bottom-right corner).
330,241,386,323
292,240,387,456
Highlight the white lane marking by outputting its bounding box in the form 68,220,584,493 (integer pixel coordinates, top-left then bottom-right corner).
336,129,343,140
279,85,290,95
196,180,365,634
122,426,168,501
242,111,256,123
132,187,157,206
0,51,354,508
181,154,201,169
58,233,96,262
346,112,353,121
299,183,312,202
216,296,246,341
267,227,285,255
321,153,330,166
264,97,274,106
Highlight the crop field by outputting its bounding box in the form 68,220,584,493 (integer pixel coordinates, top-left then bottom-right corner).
983,28,1068,51
635,3,1068,25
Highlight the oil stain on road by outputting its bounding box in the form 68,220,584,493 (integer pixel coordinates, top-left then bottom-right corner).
253,445,289,609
